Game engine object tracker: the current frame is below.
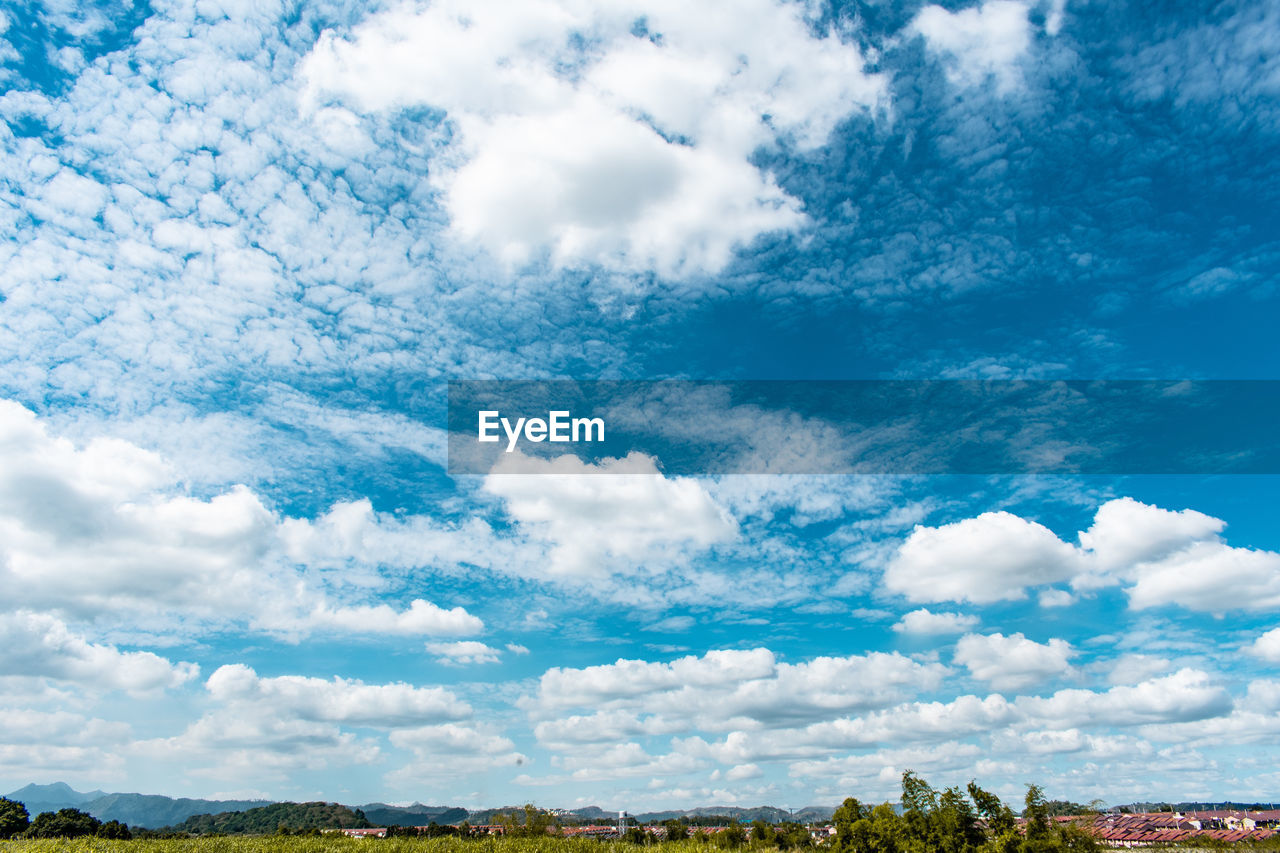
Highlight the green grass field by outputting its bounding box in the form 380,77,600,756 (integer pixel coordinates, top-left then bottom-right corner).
0,838,717,853
9,837,1280,853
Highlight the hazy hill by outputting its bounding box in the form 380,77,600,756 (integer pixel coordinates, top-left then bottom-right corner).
7,782,108,814
562,805,837,825
88,793,276,828
5,783,840,832
358,803,469,827
4,784,274,829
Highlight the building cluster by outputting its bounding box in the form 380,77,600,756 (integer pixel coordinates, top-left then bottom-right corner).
1077,810,1280,847
332,809,1280,845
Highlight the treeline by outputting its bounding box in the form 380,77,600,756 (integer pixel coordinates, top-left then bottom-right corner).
828,772,1096,853
157,801,372,835
0,798,132,839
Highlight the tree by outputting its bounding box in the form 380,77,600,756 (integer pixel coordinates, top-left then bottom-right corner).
1023,786,1051,838
934,785,982,853
1054,821,1100,853
774,821,812,850
899,770,941,852
25,808,102,838
715,823,748,849
664,819,689,841
867,804,903,853
751,819,775,848
0,799,30,835
967,781,1015,837
901,771,939,816
98,819,133,840
522,803,555,836
0,798,30,839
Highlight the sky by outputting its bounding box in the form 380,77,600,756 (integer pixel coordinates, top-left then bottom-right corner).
2,0,1280,814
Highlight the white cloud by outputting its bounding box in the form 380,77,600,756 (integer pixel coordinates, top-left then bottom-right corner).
688,694,1019,763
301,0,885,275
1251,627,1280,663
789,741,986,794
484,452,736,577
884,498,1280,614
0,611,198,693
910,0,1032,93
1017,669,1232,727
205,663,471,727
884,511,1081,604
0,708,130,748
425,641,504,665
305,601,484,637
1078,499,1280,613
387,722,528,778
1122,541,1280,613
954,632,1074,691
1077,497,1224,575
534,648,778,710
130,663,482,790
892,608,979,635
278,498,500,575
1105,654,1174,686
529,647,947,735
1038,588,1074,608
0,400,486,639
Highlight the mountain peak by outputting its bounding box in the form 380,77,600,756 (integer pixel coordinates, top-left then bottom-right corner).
6,782,107,805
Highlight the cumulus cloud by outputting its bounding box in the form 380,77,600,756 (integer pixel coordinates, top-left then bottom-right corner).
884,498,1280,614
138,661,479,786
303,601,483,637
1251,627,1280,663
205,664,470,727
1077,497,1224,576
484,452,736,577
0,400,485,638
954,632,1074,691
1038,589,1075,608
910,0,1032,93
884,511,1081,604
425,641,504,665
892,608,979,635
387,722,528,779
789,741,986,793
1122,541,1280,612
685,694,1020,764
277,498,509,578
1105,653,1174,686
0,611,197,693
301,0,885,275
1017,669,1232,727
528,647,947,736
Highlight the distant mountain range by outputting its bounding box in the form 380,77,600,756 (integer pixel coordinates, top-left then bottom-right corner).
6,783,276,828
359,803,470,827
474,804,837,825
4,782,834,830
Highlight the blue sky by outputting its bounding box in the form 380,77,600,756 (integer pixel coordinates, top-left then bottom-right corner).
2,0,1280,813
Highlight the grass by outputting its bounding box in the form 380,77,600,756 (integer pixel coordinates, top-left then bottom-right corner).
0,839,718,853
